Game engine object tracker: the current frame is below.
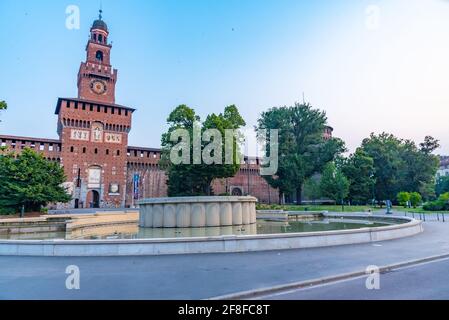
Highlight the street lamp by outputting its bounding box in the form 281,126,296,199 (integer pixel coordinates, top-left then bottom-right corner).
370,171,375,207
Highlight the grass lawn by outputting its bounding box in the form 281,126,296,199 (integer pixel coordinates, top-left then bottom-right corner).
256,204,381,213
257,204,449,214
0,212,43,219
391,206,449,214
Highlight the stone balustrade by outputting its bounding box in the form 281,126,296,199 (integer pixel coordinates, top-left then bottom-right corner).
138,196,257,228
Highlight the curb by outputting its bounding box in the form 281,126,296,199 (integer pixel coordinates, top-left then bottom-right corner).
208,252,449,300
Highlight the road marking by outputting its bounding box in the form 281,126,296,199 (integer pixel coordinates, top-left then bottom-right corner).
208,253,449,300
255,256,449,299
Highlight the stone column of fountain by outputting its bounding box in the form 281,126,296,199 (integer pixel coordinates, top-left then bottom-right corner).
138,196,257,228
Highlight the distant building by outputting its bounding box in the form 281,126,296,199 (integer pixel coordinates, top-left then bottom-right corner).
437,156,449,179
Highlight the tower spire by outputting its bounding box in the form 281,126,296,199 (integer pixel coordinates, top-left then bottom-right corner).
99,0,103,20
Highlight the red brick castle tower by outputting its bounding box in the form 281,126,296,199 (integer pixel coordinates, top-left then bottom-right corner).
55,11,134,208
77,10,117,104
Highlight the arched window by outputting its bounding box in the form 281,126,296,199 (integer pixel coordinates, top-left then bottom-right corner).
98,34,103,43
96,50,103,63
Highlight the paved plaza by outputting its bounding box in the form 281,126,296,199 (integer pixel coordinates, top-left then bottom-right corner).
1,212,449,299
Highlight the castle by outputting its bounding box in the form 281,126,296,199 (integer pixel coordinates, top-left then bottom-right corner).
0,14,296,208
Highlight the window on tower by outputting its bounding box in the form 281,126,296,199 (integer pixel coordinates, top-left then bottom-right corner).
96,50,104,63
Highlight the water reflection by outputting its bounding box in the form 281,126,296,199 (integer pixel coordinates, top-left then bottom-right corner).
1,217,405,240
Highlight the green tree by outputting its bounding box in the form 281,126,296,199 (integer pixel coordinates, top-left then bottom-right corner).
0,100,6,123
320,162,350,209
341,149,375,204
0,148,71,214
360,133,439,202
399,138,440,194
396,191,410,207
160,104,246,196
256,103,345,204
303,176,321,203
436,176,449,197
418,181,436,202
409,192,422,208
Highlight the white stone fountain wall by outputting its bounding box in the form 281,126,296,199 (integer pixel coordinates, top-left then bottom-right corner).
138,196,257,228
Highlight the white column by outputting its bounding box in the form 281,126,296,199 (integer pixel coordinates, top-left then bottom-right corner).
232,202,243,225
152,204,164,228
163,204,176,228
176,204,191,227
191,203,206,227
206,203,220,227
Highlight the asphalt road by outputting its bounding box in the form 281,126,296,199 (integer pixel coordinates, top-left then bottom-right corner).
260,257,449,300
1,220,449,300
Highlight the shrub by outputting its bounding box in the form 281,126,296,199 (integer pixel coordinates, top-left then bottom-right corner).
397,192,410,207
409,192,422,208
423,192,449,211
0,207,16,215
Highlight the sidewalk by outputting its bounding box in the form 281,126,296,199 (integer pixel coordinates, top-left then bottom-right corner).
0,217,448,299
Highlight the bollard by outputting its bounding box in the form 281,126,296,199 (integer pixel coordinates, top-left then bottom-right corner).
437,213,439,221
443,214,446,223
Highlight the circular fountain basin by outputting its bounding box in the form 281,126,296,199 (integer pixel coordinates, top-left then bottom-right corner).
0,213,423,256
137,196,257,228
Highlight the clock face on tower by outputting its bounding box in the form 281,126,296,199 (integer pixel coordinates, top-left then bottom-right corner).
90,79,107,95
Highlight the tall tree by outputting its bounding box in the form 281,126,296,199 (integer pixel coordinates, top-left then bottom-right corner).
0,148,71,214
160,104,246,196
436,176,449,197
341,149,375,204
360,132,440,201
256,103,345,204
303,176,322,203
319,162,350,209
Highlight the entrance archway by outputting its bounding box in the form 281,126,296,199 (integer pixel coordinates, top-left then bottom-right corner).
87,190,100,208
231,187,243,196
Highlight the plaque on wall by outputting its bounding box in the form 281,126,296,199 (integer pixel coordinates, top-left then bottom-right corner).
87,167,101,189
62,182,74,196
109,183,120,195
105,133,122,144
70,129,89,141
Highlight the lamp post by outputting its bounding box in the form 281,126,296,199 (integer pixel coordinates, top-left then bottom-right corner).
370,172,375,207
246,158,250,196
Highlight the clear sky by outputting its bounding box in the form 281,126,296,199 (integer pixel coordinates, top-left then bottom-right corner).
0,0,448,155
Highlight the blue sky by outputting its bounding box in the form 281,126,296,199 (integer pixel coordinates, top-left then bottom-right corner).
1,0,449,155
